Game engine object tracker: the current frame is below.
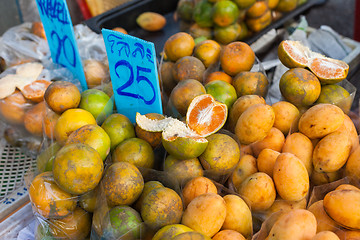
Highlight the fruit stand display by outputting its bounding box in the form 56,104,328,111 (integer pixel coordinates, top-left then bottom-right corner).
1,1,360,240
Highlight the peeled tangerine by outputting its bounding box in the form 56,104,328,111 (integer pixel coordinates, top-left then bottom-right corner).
278,40,349,84
323,188,360,230
273,153,309,202
267,209,317,240
235,103,275,145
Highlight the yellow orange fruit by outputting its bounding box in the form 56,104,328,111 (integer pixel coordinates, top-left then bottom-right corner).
273,153,309,201
141,187,183,230
101,162,144,207
44,80,81,114
181,193,226,237
136,12,166,32
238,172,276,211
235,103,275,145
101,113,135,150
271,100,300,135
194,40,222,68
0,89,30,125
182,176,218,207
199,133,240,177
164,32,195,62
53,143,104,195
24,101,46,136
204,71,233,85
279,68,321,107
228,94,266,132
112,137,155,169
169,79,206,116
66,124,111,161
230,154,258,191
54,108,97,145
29,171,77,219
232,71,269,97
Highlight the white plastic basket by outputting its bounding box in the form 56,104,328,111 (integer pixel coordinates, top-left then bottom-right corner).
0,139,36,221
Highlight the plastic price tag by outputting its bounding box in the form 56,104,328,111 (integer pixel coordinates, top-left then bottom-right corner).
35,0,87,90
102,29,162,123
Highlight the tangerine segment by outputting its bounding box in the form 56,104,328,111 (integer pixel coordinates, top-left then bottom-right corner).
186,94,227,137
308,57,349,84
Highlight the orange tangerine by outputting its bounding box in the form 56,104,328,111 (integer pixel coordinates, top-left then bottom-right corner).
233,0,256,9
172,56,206,82
204,71,233,85
205,80,237,109
54,108,97,145
246,9,272,32
29,171,77,219
164,32,195,62
267,0,280,9
246,1,269,18
275,0,298,12
112,27,128,34
194,40,222,68
214,22,241,45
212,0,240,27
279,68,321,107
232,71,269,97
169,79,206,116
220,41,255,76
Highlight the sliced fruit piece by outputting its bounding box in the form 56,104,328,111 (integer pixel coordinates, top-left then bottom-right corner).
135,112,176,132
135,112,165,148
162,118,208,160
20,79,51,102
308,57,349,84
277,40,312,68
136,112,208,160
186,94,227,137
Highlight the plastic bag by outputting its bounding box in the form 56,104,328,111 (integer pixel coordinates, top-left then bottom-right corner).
0,22,49,68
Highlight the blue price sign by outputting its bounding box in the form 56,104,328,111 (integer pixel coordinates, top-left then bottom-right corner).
102,29,162,123
35,0,87,90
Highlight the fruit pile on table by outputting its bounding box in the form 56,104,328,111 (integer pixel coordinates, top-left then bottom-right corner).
1,18,360,240
175,0,309,44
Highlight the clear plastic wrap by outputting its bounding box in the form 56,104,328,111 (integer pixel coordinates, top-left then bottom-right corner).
0,22,49,68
